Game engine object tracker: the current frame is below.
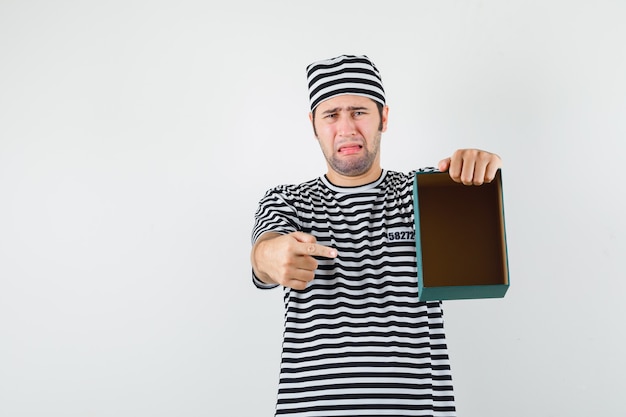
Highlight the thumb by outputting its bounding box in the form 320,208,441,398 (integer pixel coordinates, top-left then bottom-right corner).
291,231,317,244
438,157,451,172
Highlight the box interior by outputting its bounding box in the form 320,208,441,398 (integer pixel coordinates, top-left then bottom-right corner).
416,170,508,288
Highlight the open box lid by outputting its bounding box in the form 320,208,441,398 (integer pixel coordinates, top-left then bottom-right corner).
413,169,510,301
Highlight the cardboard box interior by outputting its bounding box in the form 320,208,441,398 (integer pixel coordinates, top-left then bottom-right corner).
416,170,508,288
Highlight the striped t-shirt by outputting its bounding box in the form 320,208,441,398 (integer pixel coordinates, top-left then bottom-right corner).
252,170,456,417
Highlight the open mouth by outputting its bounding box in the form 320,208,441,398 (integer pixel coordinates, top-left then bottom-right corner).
338,144,363,155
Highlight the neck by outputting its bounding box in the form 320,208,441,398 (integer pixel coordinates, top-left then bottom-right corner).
325,166,383,187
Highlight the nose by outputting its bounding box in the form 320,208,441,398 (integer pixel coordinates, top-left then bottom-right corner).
337,114,357,137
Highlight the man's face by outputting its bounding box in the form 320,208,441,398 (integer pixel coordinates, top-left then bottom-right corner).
310,95,388,183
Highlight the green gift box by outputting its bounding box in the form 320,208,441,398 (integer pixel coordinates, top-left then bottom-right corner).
413,169,510,301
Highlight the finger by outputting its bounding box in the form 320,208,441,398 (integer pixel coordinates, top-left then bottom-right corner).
471,159,487,186
289,267,317,282
484,157,502,183
459,156,476,185
285,278,310,291
294,253,319,272
448,152,463,183
300,242,338,259
290,232,337,258
438,157,451,172
484,165,499,183
283,268,317,291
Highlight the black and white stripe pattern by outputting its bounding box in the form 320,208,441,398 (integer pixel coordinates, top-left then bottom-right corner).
306,54,386,112
252,170,456,417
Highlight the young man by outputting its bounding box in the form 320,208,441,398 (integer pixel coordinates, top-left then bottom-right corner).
251,54,501,416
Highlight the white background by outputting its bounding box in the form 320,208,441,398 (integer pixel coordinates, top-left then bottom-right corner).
1,1,625,416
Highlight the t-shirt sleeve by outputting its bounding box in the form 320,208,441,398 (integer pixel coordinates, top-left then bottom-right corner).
250,187,301,289
411,166,439,175
252,266,280,289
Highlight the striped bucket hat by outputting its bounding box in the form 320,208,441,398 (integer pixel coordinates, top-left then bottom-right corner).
306,54,386,112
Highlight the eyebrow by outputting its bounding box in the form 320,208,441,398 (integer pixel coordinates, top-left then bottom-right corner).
321,106,369,115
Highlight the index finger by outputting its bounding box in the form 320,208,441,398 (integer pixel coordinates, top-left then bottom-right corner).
299,242,338,259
